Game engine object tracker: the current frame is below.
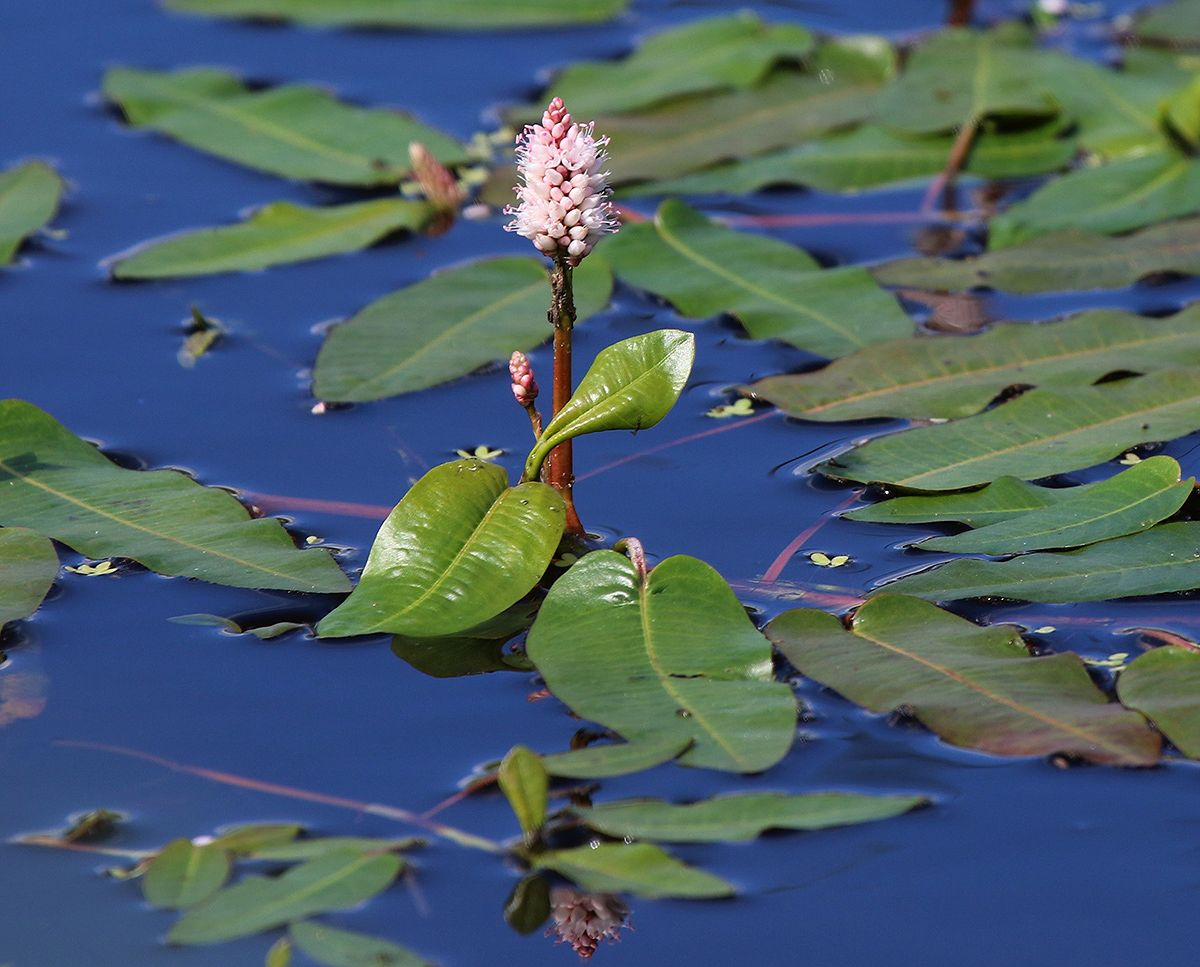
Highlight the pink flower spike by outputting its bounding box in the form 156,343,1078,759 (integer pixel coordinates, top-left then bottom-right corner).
546,887,629,960
505,97,618,266
509,351,539,407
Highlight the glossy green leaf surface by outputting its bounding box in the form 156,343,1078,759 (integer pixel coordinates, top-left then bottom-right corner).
162,0,626,27
847,477,1078,527
768,595,1160,765
168,849,401,945
102,67,465,186
288,921,430,967
390,602,536,679
543,13,812,117
750,308,1200,421
498,746,548,842
0,528,57,633
576,791,927,843
1118,646,1200,757
525,329,694,480
918,457,1192,553
540,737,692,779
526,552,796,773
111,199,432,278
990,151,1200,248
532,843,733,899
0,161,64,264
142,839,231,910
313,256,612,402
249,837,418,862
317,460,562,638
604,201,910,357
623,122,1074,195
0,400,348,592
209,824,304,855
874,220,1200,293
880,523,1200,603
821,371,1200,490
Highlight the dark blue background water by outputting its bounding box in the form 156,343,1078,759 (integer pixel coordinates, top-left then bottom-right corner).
3,1,1198,964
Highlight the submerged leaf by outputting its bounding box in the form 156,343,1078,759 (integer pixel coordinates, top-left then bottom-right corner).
314,256,611,402
317,460,562,639
533,843,733,899
526,552,796,773
288,921,431,967
142,839,231,910
604,201,910,357
768,595,1160,765
103,67,465,186
539,737,692,779
162,0,627,28
878,522,1200,603
111,199,432,278
0,528,57,633
0,161,65,264
1118,647,1200,757
0,400,348,592
498,746,549,843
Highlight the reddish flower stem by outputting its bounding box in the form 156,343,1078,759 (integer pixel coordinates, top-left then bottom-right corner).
947,0,974,26
549,260,585,537
920,115,979,215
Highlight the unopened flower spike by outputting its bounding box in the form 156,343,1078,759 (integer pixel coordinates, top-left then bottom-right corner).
509,350,543,439
408,142,464,214
504,97,618,265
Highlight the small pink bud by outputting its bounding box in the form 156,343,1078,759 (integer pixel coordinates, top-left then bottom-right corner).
509,351,539,407
408,142,463,214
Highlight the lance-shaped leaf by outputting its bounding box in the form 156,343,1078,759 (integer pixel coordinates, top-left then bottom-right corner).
110,199,432,279
314,256,612,402
142,839,231,910
102,67,465,186
540,13,814,118
750,308,1200,422
918,457,1192,554
0,528,57,633
498,746,549,844
523,329,694,482
162,0,627,28
989,150,1200,248
0,161,65,264
317,460,563,639
603,201,910,358
1118,646,1200,757
266,938,292,967
209,824,303,855
622,122,1074,196
576,791,927,843
768,595,1160,765
821,371,1200,490
168,849,402,945
878,522,1200,603
0,400,348,592
532,843,733,899
526,552,796,773
288,922,431,967
874,220,1200,294
540,736,692,779
249,837,418,863
847,477,1077,527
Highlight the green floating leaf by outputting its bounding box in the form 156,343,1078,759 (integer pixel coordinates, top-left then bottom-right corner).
542,13,813,118
750,307,1200,421
604,40,892,184
540,736,692,779
821,371,1200,490
0,161,65,264
111,199,432,279
768,595,1160,765
876,27,1059,134
0,528,58,633
524,329,694,481
576,791,927,843
623,122,1074,196
879,522,1200,603
526,552,796,773
163,0,626,28
848,476,1098,527
102,67,464,186
250,837,419,862
288,921,431,967
1118,646,1200,757
314,255,611,402
142,839,231,910
168,849,401,945
990,150,1200,248
533,843,733,899
317,460,563,639
498,746,549,844
210,824,304,855
604,201,909,358
391,602,536,679
918,457,1192,554
1137,0,1200,43
875,220,1200,294
0,400,349,592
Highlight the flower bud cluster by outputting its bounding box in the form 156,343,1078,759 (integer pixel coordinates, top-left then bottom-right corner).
508,351,538,407
505,97,618,265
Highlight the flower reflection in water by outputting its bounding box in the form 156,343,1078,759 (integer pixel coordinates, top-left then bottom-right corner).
547,886,630,960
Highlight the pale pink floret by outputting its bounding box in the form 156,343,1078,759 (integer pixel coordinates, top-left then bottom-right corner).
505,97,618,266
546,887,629,959
509,350,539,407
